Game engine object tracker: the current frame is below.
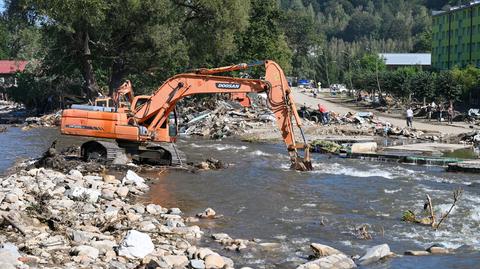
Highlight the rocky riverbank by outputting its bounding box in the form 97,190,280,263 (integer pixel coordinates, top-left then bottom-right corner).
0,161,239,269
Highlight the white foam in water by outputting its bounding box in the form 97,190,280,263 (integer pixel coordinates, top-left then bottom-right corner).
189,143,248,151
249,150,272,157
384,188,402,194
302,203,316,207
470,208,480,222
312,163,395,179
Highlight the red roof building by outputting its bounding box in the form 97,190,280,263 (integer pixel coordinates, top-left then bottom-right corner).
0,60,28,74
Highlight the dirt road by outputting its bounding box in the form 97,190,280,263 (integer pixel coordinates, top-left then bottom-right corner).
292,89,471,135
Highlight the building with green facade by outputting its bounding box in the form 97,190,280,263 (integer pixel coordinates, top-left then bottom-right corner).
432,1,480,70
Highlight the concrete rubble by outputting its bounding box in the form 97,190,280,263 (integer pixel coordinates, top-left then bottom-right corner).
0,165,236,268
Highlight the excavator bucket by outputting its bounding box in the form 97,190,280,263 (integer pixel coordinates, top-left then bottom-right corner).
289,145,313,171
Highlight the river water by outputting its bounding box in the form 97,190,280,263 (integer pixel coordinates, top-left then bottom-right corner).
1,128,479,268
145,138,480,269
0,126,58,175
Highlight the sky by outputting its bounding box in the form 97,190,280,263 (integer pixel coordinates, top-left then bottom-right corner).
0,0,4,13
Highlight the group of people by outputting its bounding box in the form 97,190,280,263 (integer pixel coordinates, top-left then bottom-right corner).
406,102,455,128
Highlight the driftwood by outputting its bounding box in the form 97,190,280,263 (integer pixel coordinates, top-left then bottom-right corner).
435,189,463,230
0,211,27,235
402,188,463,230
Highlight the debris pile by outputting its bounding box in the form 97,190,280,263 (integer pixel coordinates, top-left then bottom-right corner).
300,106,440,141
0,166,236,268
24,110,62,129
178,95,275,139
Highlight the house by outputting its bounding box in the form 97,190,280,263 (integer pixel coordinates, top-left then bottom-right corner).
378,53,431,69
0,60,28,100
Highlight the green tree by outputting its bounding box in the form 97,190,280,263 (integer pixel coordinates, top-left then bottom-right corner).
411,71,436,101
176,0,251,68
27,0,109,99
237,0,292,73
342,10,380,42
436,71,463,102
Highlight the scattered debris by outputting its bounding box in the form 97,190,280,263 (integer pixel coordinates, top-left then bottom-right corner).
178,95,274,139
191,158,226,170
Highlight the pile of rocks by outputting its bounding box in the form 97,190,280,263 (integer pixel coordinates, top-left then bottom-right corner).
0,167,235,268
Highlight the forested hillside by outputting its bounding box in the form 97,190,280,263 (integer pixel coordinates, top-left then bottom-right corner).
0,0,473,109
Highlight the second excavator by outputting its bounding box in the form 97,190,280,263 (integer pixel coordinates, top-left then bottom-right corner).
60,60,313,171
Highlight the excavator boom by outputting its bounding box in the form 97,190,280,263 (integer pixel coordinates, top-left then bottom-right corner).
61,60,312,170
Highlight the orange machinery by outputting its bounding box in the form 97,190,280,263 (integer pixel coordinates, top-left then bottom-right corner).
60,60,312,170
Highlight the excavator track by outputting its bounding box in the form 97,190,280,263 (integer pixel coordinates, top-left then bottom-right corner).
81,140,126,163
148,142,186,166
116,140,186,166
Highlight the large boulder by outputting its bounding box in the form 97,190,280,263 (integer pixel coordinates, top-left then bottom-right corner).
118,230,154,259
310,243,342,257
297,253,356,269
358,244,392,265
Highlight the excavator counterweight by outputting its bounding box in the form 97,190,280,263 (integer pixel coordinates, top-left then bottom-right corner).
60,60,312,171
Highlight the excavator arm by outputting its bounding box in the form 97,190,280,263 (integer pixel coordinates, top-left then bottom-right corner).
133,60,312,170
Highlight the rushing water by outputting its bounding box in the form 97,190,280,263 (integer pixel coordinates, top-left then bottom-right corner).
0,126,58,175
144,138,480,269
1,128,479,268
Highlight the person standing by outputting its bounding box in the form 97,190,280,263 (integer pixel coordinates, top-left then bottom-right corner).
318,103,329,125
406,107,414,128
426,103,432,121
437,103,444,122
447,104,454,124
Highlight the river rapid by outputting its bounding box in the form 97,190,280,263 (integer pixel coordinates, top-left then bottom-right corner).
145,138,480,269
1,127,479,268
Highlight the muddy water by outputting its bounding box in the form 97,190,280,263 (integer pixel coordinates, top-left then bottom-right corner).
145,138,480,269
0,126,58,175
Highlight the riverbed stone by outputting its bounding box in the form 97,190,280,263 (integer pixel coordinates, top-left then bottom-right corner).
70,245,99,260
118,230,154,259
204,254,225,269
212,233,231,241
0,243,21,267
101,188,115,200
404,250,430,256
139,221,156,231
197,208,216,218
90,240,116,255
68,169,83,180
163,255,188,267
116,186,129,198
197,248,215,259
66,186,100,203
358,244,392,265
297,253,356,269
168,207,182,215
427,246,449,254
311,243,342,257
4,193,18,203
191,259,206,269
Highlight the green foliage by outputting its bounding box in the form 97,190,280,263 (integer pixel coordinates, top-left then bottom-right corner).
237,0,292,74
411,71,437,101
436,71,463,102
2,0,479,111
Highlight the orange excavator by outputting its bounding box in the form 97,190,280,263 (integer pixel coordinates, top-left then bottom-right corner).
60,60,313,171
